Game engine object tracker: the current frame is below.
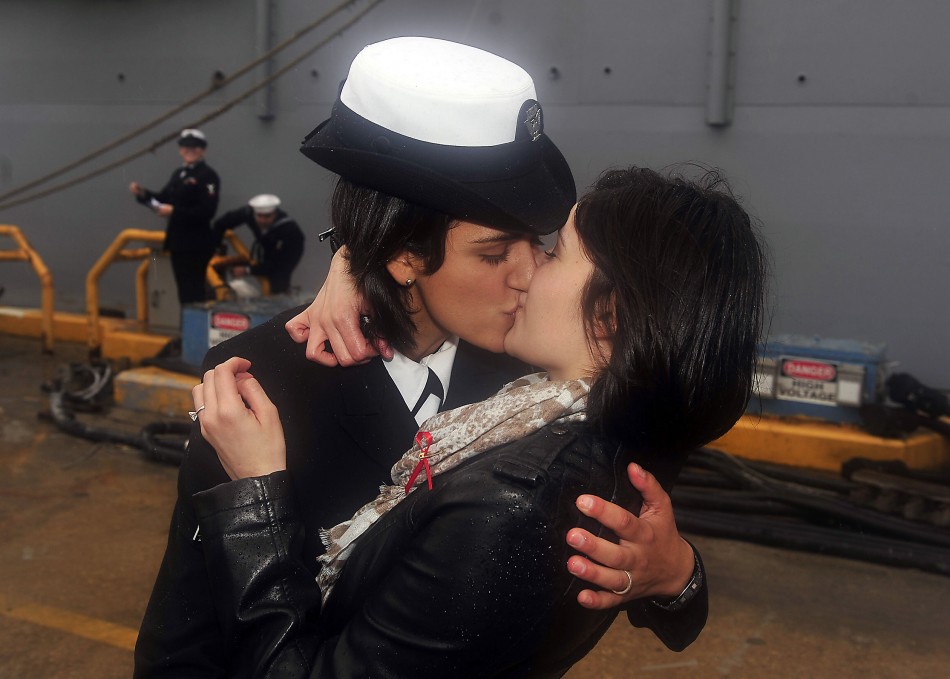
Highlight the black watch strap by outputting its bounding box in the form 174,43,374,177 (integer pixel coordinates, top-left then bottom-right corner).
649,543,704,613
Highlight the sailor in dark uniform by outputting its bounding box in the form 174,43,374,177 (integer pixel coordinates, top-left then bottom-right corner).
129,128,221,303
212,193,305,294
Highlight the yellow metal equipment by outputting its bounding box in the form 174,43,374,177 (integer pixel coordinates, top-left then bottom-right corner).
713,413,950,472
83,228,263,357
207,230,270,299
0,224,55,352
2,226,262,361
85,229,166,356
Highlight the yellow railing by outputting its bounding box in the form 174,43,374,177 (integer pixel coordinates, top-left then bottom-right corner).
85,229,165,355
208,230,269,298
0,224,55,352
85,229,261,354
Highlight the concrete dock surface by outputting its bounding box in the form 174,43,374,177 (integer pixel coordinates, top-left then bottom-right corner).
1,335,947,678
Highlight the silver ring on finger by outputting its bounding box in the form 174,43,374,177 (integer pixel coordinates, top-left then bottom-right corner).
188,404,207,421
611,569,633,596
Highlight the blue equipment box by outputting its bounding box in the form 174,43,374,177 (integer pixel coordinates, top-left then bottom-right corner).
181,293,312,368
750,334,888,424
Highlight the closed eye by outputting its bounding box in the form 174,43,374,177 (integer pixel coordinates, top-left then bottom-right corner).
481,248,511,266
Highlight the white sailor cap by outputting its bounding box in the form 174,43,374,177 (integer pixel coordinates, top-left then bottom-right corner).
178,129,207,148
300,37,575,236
248,194,281,214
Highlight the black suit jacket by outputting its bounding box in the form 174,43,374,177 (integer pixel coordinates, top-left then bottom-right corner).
137,160,220,253
134,305,527,678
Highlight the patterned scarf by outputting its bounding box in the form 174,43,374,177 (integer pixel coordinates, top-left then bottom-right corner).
316,373,590,601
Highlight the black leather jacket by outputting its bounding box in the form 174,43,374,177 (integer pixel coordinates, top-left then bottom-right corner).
134,308,529,678
193,422,707,678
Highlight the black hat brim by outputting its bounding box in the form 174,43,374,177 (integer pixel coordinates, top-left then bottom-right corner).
300,102,575,236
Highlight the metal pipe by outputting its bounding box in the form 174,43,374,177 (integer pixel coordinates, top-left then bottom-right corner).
0,224,55,352
135,258,151,324
84,228,261,353
205,261,231,301
706,0,737,127
255,0,276,120
85,229,164,356
223,229,253,260
207,229,263,300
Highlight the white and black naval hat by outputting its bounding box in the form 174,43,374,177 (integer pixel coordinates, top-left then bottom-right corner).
178,128,207,148
300,37,576,236
248,193,281,214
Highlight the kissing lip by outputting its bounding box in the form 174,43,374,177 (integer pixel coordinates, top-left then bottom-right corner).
510,293,527,314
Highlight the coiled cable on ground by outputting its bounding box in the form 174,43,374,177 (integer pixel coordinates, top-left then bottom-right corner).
675,447,950,575
42,362,187,465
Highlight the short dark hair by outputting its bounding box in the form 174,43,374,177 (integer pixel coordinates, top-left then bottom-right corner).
331,177,455,353
575,166,768,455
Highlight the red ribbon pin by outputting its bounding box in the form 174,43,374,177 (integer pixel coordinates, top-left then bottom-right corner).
404,430,434,495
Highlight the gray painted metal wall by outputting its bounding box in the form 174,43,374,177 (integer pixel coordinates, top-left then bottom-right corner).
1,0,948,387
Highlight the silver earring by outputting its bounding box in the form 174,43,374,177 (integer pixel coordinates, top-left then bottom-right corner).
405,278,413,287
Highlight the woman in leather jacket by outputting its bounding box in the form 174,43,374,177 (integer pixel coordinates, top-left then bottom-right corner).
190,165,767,678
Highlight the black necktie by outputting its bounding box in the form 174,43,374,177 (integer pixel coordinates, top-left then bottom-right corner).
410,367,445,417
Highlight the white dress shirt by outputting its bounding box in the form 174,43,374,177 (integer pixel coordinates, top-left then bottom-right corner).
382,336,459,426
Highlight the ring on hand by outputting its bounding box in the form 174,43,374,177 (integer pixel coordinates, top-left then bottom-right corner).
611,569,633,596
188,404,206,421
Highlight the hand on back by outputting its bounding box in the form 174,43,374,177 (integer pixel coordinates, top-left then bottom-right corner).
566,463,696,608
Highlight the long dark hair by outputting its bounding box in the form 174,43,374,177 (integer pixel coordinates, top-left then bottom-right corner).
576,166,768,455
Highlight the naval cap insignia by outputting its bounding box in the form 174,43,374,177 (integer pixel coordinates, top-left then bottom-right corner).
524,103,542,141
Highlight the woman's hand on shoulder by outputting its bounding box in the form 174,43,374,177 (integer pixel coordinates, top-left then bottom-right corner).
192,356,287,481
284,246,393,366
565,463,696,609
